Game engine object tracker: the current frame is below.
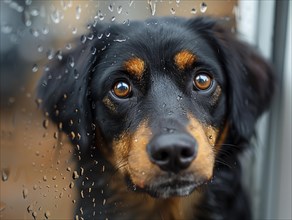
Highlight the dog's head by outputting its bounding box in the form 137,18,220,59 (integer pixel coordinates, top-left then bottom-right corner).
38,17,274,198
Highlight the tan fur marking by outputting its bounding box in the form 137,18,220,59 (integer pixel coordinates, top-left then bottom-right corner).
102,96,116,112
215,123,229,152
123,57,145,79
174,50,197,71
187,114,216,180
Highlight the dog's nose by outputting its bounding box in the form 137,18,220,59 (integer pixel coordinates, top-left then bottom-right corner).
147,134,197,173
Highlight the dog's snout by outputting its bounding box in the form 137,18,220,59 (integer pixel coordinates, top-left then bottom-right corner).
147,134,197,173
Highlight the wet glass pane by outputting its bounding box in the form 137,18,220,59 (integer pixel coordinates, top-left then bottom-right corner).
1,1,253,219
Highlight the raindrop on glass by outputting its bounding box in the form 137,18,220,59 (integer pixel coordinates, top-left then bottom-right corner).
148,0,156,16
30,28,40,37
91,47,97,55
191,8,197,14
108,4,114,12
42,27,49,35
30,9,39,17
56,50,63,60
97,33,103,39
23,188,29,199
66,43,72,50
68,56,75,68
47,49,54,60
200,2,207,13
2,170,8,181
129,0,134,7
111,16,116,22
74,69,79,79
32,211,37,219
87,33,94,40
37,45,43,53
72,27,78,35
80,35,87,44
1,24,13,34
44,211,51,219
25,0,32,5
117,6,123,14
170,8,175,15
76,5,81,20
43,119,49,129
32,64,38,72
24,11,32,27
73,171,79,179
51,10,61,24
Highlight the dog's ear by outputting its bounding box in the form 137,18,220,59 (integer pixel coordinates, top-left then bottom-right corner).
188,17,275,141
37,24,109,152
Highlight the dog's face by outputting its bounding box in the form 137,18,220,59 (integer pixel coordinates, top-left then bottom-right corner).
38,17,274,198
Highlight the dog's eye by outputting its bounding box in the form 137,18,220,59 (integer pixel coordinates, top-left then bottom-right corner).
113,81,132,98
193,73,213,90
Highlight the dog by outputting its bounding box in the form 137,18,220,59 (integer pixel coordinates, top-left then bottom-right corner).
37,17,275,220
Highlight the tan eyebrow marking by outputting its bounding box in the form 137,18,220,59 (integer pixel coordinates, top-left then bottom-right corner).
174,50,197,71
123,57,145,79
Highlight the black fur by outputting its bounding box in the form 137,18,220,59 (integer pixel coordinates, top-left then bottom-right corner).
38,17,275,219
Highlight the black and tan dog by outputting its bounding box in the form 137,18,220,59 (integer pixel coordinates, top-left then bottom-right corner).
38,17,275,219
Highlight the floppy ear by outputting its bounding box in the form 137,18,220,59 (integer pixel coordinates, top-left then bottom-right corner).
37,43,96,152
189,17,275,141
212,22,275,141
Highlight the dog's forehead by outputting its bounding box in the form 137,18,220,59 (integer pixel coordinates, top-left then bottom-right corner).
101,21,217,76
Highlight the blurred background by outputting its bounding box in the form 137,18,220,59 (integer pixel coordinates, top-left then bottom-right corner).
0,0,291,219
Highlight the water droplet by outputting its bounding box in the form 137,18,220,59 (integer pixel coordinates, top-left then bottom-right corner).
111,16,116,22
208,135,213,140
1,24,12,34
133,184,137,191
51,10,61,24
69,182,74,188
76,5,81,20
43,119,49,129
200,2,207,13
74,69,79,79
87,33,94,40
23,188,29,199
103,199,106,205
43,175,47,181
117,6,123,14
44,211,51,219
66,43,72,50
170,8,175,15
148,0,156,16
30,9,39,17
32,64,38,72
25,0,32,5
47,49,54,60
91,47,97,55
2,170,9,181
72,27,78,35
32,211,37,219
56,50,63,60
129,0,134,7
67,167,71,172
105,32,111,38
80,35,87,44
30,28,40,37
108,4,113,12
68,56,75,68
42,27,49,35
73,171,79,179
97,33,103,39
37,45,43,53
27,204,33,213
191,8,197,14
113,38,126,43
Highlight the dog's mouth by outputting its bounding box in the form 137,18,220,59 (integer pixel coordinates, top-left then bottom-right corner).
126,174,207,198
